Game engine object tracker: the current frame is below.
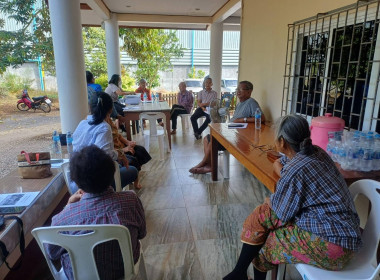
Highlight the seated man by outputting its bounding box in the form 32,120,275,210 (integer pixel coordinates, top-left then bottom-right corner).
47,145,146,280
189,81,265,174
190,77,217,139
170,81,194,134
86,70,102,102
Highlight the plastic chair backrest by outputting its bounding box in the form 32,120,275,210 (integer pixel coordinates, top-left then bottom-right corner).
349,179,380,268
139,112,167,137
114,161,122,192
61,162,72,195
32,224,136,280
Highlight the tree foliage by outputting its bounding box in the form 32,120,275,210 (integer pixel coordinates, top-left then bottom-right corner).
82,27,107,77
187,66,205,79
0,0,54,74
120,28,184,88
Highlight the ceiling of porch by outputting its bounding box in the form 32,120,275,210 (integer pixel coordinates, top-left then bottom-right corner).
80,0,241,30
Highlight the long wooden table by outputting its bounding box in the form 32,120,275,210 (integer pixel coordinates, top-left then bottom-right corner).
119,101,172,149
210,123,380,193
210,123,279,192
0,169,67,278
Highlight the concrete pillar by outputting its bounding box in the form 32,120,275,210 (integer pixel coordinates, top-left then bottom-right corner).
105,13,121,79
210,22,223,97
48,0,87,133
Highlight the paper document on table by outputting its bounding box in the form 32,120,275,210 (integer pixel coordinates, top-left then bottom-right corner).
228,123,248,129
0,192,40,208
51,158,69,168
123,106,141,110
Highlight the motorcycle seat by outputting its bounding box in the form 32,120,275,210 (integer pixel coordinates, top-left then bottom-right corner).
32,96,45,101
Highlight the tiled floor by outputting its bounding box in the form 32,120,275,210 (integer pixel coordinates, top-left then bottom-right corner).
133,123,302,280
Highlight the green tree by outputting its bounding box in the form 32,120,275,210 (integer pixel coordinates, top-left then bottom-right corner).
0,0,54,74
120,28,184,88
187,66,205,79
82,27,107,77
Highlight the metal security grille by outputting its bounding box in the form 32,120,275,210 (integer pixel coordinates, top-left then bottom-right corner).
282,0,380,132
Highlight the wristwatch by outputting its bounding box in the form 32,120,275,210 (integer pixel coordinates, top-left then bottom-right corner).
244,117,247,123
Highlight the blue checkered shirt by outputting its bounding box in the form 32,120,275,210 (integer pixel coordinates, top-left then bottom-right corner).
270,146,362,251
47,188,146,280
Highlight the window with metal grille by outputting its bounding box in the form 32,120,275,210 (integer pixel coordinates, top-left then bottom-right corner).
282,1,380,133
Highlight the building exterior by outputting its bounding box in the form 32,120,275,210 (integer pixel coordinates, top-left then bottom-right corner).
2,6,240,92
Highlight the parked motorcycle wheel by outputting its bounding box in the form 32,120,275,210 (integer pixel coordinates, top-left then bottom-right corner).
40,102,51,113
17,103,30,111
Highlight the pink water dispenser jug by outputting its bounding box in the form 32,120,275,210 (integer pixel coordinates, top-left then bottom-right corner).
310,113,345,151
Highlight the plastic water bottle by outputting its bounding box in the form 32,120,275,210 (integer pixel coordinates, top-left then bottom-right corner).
255,108,261,130
51,130,62,160
151,92,156,103
155,93,159,102
352,132,361,170
143,92,147,103
362,135,374,171
66,131,73,157
326,132,335,158
374,134,380,170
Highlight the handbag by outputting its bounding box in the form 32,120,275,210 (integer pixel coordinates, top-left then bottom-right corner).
17,151,52,179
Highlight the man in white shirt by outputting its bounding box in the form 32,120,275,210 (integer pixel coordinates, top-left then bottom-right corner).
189,81,265,174
190,77,217,139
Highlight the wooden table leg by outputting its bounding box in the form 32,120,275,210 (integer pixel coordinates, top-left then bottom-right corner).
211,134,218,181
131,121,136,135
120,117,132,141
165,112,172,149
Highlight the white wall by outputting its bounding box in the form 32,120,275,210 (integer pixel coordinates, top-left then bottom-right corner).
239,0,355,122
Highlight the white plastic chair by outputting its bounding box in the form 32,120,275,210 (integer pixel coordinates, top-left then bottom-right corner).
32,224,148,280
113,161,123,192
277,179,380,280
222,151,230,179
179,92,195,132
61,162,72,194
139,112,171,160
62,162,125,194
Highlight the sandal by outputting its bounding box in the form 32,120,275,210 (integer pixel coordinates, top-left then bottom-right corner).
170,130,176,135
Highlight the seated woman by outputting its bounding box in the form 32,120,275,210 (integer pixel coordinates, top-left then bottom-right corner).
106,116,152,189
47,145,146,280
105,74,134,116
170,81,194,134
135,78,152,101
72,92,139,191
223,114,362,280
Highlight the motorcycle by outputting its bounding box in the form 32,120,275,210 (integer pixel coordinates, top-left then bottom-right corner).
17,89,52,113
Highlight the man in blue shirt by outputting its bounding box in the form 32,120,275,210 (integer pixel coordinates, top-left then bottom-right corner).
86,71,102,102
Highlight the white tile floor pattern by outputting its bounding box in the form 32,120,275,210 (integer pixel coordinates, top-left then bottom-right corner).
130,122,303,280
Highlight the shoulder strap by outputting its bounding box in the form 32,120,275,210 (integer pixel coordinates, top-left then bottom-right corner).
0,216,25,270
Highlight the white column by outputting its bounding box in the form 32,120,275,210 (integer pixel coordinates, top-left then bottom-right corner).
210,22,223,97
105,13,121,79
49,0,87,134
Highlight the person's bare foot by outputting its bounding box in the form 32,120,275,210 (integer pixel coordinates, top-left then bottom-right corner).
192,166,211,174
189,162,206,173
170,130,176,134
159,122,164,127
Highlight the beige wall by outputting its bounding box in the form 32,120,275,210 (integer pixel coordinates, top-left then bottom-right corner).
239,0,355,122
